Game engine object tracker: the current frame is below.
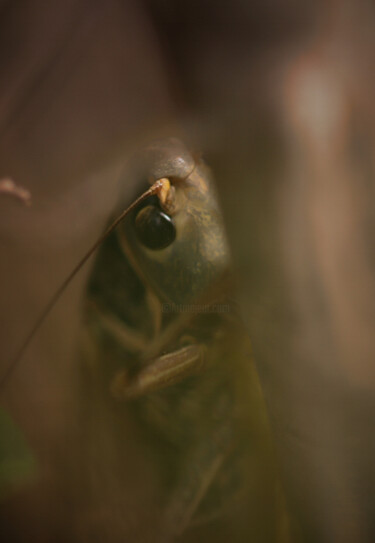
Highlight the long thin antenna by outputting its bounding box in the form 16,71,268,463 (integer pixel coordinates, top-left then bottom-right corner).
0,179,165,391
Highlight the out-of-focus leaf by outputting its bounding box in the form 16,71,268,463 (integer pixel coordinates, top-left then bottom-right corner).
0,408,36,500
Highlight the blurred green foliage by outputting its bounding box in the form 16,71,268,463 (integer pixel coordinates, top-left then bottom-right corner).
0,408,36,500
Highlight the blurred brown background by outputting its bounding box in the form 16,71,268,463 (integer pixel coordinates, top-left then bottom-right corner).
0,1,374,541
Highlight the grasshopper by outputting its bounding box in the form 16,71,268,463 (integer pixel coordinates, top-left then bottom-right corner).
77,138,279,541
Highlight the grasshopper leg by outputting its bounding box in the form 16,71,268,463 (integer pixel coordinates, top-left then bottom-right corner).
89,288,162,354
162,405,234,540
111,343,207,400
93,308,148,354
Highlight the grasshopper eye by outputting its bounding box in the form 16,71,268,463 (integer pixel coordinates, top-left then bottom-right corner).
134,204,176,250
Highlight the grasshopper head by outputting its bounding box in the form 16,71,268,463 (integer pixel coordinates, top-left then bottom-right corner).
118,139,231,305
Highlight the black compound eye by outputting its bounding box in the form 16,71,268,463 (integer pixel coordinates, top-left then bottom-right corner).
134,205,176,250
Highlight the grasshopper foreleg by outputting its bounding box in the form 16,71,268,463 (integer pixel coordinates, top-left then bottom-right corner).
111,344,207,400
